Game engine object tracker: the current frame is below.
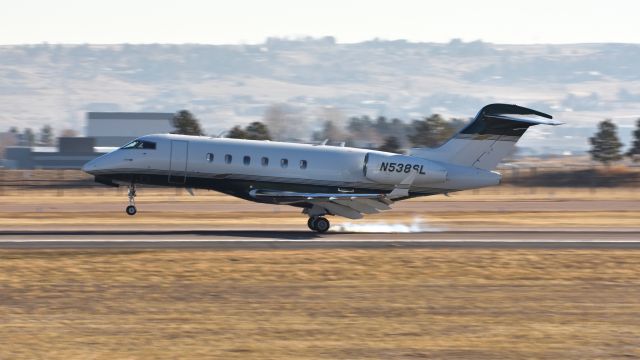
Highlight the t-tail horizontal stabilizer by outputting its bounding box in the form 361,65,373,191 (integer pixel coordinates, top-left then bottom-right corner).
409,103,561,170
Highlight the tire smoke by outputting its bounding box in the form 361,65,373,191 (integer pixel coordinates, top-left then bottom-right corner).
331,217,444,233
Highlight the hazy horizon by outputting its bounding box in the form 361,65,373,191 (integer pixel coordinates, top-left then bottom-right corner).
2,0,640,154
4,38,640,46
2,0,639,45
2,40,640,154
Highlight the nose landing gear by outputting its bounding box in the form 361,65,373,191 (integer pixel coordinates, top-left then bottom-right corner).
307,216,330,233
126,183,137,216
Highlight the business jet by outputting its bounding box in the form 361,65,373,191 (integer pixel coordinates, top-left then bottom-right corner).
82,103,559,232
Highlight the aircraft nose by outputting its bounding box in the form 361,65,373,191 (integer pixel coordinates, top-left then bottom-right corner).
82,154,110,174
82,152,121,174
82,158,97,174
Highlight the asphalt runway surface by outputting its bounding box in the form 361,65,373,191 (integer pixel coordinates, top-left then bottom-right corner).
1,230,639,249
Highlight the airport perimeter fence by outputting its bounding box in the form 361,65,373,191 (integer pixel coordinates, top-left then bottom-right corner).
0,166,638,197
0,169,114,197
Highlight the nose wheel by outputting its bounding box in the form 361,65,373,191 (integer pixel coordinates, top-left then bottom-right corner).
126,183,137,216
307,216,330,233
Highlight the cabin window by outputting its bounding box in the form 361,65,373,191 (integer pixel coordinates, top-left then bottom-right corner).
225,154,232,164
299,160,308,169
206,153,214,162
243,156,251,166
261,157,269,166
280,158,288,168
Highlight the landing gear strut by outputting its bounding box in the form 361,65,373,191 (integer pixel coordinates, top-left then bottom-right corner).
126,183,137,216
307,216,330,233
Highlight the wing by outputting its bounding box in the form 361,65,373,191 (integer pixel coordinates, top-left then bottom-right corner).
249,172,416,219
249,189,395,219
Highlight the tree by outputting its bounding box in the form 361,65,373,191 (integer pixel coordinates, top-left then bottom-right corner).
39,125,54,146
378,136,401,153
346,115,378,143
263,104,306,141
227,122,272,140
408,114,458,148
318,120,346,142
263,104,288,141
344,115,411,148
172,110,204,136
347,115,372,135
374,116,393,135
589,119,623,166
244,122,271,140
60,129,78,137
22,128,35,147
0,131,18,158
627,118,640,162
227,125,247,139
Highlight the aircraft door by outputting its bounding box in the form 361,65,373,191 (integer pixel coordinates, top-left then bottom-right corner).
169,140,188,184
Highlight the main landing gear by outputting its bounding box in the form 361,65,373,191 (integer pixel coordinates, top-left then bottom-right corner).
125,183,137,216
307,216,330,233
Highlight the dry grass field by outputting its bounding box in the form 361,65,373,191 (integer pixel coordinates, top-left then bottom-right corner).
0,186,640,229
1,186,639,230
2,170,640,359
1,249,640,359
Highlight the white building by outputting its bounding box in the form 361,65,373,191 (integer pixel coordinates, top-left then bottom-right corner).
87,112,174,146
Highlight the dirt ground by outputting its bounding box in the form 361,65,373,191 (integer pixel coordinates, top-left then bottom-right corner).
0,186,638,230
1,249,640,359
2,184,640,358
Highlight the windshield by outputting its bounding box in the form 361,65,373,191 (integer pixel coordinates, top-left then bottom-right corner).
121,140,156,150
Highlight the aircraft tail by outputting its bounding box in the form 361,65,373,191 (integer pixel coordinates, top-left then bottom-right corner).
409,103,560,170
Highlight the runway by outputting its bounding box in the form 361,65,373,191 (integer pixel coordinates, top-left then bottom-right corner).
1,230,639,249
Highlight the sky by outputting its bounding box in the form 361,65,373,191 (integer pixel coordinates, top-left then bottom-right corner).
0,0,638,45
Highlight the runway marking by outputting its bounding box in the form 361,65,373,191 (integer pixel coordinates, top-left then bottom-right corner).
1,231,638,248
2,239,640,251
2,238,640,243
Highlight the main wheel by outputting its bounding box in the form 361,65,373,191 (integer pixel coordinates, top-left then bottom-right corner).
314,217,330,233
307,217,318,231
126,205,137,216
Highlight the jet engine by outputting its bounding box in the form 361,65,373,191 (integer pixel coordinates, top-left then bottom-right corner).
363,153,447,185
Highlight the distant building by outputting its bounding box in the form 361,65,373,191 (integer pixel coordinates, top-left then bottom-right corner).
87,112,174,147
0,132,18,158
3,137,110,169
3,111,178,169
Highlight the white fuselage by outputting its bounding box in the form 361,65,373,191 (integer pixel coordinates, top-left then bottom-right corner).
80,103,555,229
83,134,501,197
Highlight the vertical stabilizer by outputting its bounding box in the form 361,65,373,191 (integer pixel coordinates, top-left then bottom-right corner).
409,104,560,170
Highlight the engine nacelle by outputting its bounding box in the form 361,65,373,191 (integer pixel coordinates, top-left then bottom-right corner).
364,153,447,185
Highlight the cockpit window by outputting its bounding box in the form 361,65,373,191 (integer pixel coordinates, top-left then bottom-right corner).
141,141,156,149
121,140,139,149
121,140,156,150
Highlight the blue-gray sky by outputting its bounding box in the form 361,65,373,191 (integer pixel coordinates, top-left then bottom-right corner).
1,0,638,44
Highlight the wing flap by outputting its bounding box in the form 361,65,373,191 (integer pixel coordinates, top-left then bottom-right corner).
355,198,392,210
315,201,364,219
250,189,394,219
250,189,388,202
333,199,380,214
